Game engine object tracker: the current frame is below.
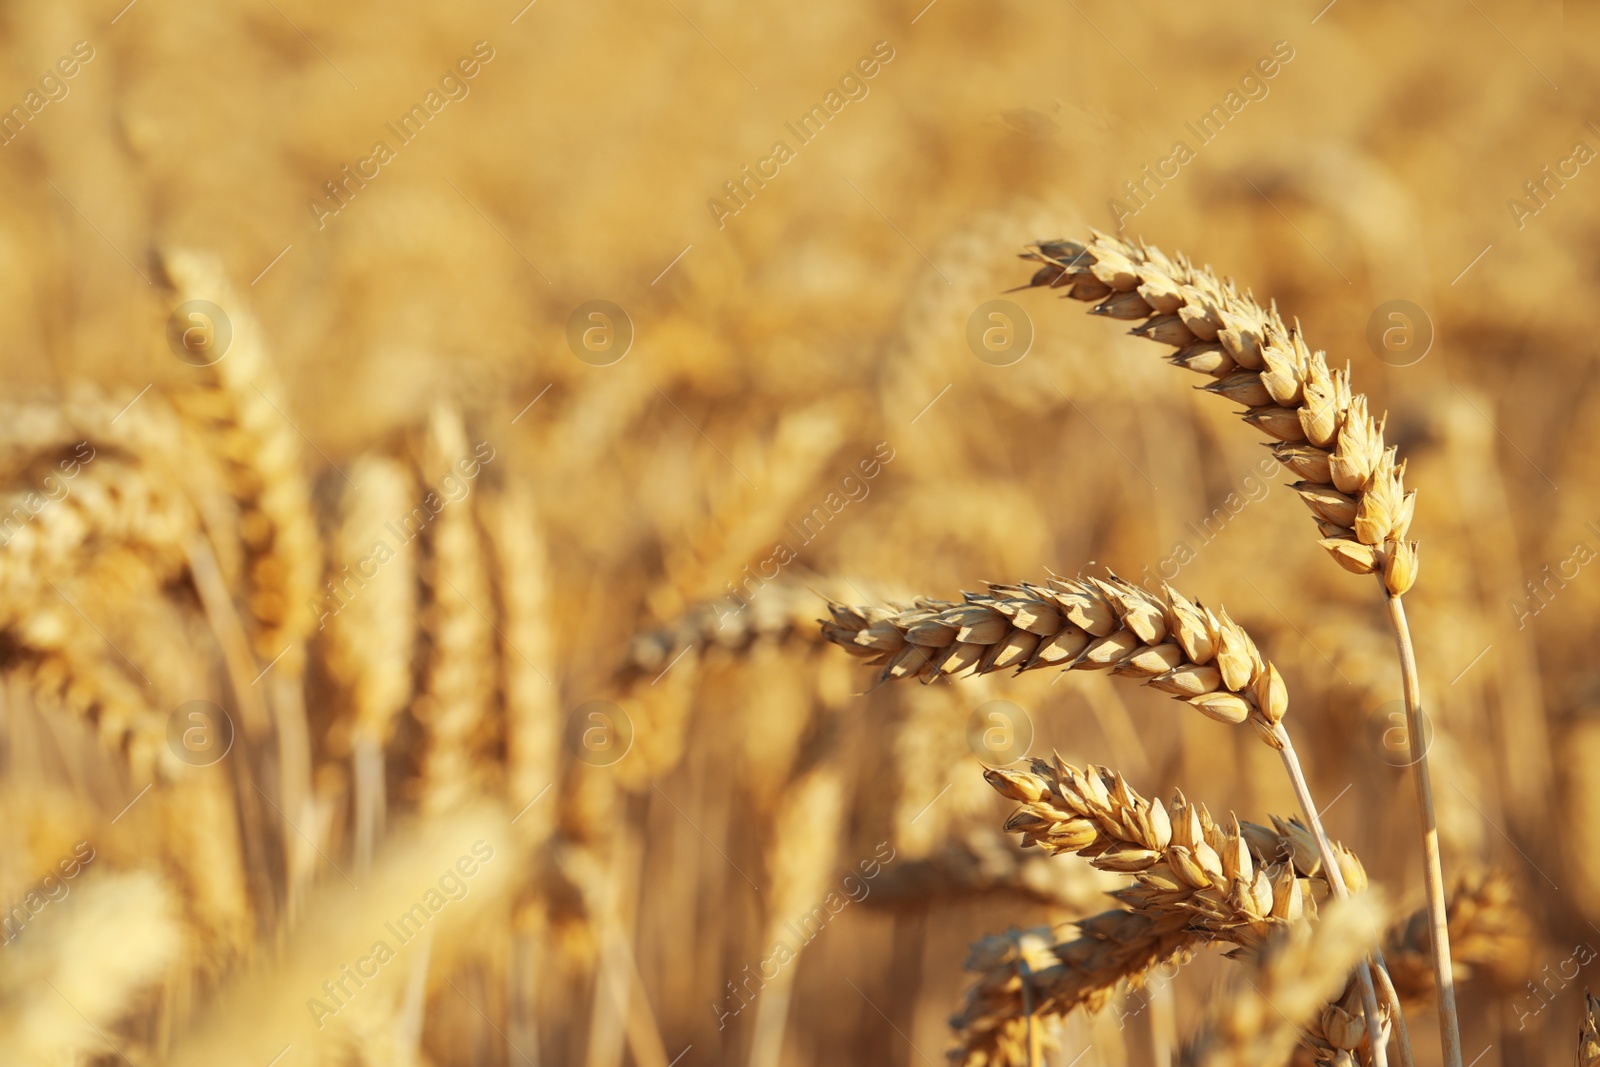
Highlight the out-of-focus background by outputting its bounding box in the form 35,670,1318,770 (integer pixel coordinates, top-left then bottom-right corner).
0,0,1594,1064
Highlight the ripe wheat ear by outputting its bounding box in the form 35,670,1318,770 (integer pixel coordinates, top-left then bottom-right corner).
1021,232,1458,1067
957,757,1381,1066
823,574,1394,1065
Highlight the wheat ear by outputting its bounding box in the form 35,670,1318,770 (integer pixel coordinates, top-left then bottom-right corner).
821,575,1390,1058
1180,894,1386,1067
1021,233,1457,1067
324,454,418,870
962,758,1378,1065
952,912,1199,1067
414,405,496,815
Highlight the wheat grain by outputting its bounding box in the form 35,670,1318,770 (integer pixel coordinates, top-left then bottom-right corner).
1019,234,1416,595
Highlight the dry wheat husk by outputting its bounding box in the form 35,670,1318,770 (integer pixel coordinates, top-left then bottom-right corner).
1020,233,1418,596
822,574,1289,746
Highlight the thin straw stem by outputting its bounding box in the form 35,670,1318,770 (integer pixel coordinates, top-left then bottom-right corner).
1272,722,1392,1067
1385,593,1463,1067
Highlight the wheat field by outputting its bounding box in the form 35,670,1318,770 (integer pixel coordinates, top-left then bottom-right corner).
0,1,1595,1065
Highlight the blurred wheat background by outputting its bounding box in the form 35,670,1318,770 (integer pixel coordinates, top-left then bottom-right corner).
0,0,1594,1064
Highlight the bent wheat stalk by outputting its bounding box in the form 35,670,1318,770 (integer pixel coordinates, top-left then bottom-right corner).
1019,232,1457,1067
823,574,1392,1063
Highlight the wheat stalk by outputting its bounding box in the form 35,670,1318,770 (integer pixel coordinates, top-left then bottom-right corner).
1019,232,1456,1067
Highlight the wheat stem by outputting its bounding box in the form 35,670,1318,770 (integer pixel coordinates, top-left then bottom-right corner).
1272,722,1392,1067
1385,592,1461,1067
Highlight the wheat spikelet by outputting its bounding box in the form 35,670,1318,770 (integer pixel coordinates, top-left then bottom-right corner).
1179,893,1386,1067
11,610,167,782
323,453,419,867
1020,233,1417,596
412,406,497,815
822,574,1289,744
